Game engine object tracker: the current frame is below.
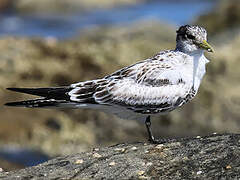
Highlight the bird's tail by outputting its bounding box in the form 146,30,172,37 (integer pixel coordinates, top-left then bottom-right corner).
5,87,73,108
5,98,68,108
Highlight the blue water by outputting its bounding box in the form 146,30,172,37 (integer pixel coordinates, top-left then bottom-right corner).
0,147,49,167
0,1,216,39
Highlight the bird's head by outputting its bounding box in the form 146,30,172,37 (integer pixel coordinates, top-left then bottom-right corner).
176,25,214,54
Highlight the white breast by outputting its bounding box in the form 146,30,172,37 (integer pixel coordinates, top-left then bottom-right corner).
192,53,209,91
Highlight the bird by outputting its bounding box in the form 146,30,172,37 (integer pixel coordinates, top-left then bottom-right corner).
5,25,214,144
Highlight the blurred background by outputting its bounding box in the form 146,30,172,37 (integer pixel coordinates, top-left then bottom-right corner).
1,0,240,171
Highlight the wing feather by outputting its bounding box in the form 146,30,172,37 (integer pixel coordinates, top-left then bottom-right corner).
96,51,193,111
68,51,193,113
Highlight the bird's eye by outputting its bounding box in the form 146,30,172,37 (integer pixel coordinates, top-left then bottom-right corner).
186,34,195,40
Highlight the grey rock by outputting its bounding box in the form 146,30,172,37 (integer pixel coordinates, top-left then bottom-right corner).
0,133,240,179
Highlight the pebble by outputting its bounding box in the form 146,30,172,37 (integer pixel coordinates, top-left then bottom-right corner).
138,170,145,176
155,144,164,149
93,153,102,158
146,162,153,166
131,146,137,151
75,159,84,164
109,161,116,166
226,165,231,169
139,175,148,179
115,148,126,153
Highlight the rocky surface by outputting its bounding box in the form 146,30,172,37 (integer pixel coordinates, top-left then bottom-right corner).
0,133,239,179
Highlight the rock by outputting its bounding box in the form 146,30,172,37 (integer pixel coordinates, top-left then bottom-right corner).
0,158,24,171
0,0,13,12
0,134,239,179
195,0,240,36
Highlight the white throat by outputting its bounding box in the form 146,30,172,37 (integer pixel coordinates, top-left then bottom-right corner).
191,51,209,91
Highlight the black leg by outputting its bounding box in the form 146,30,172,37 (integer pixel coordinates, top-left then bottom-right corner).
145,116,155,142
145,116,167,144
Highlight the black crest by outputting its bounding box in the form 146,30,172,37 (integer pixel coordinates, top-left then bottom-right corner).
176,25,190,35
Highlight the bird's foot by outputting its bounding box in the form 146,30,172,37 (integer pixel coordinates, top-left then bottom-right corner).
148,137,168,144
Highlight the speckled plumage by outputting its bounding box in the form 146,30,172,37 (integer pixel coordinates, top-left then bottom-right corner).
6,25,212,122
68,48,208,120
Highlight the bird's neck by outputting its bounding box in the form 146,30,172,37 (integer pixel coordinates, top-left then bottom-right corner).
191,51,208,92
175,46,208,92
175,40,203,55
175,40,209,92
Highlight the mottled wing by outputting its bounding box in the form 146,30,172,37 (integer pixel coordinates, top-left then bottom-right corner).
69,51,193,113
97,52,193,113
69,79,108,103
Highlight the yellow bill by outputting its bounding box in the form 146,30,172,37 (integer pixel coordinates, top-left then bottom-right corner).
199,40,214,52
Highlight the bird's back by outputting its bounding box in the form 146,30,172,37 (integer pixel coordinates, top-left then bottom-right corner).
69,50,199,115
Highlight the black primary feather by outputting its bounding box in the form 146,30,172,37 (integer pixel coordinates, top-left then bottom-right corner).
4,98,62,107
5,87,73,107
6,87,72,100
